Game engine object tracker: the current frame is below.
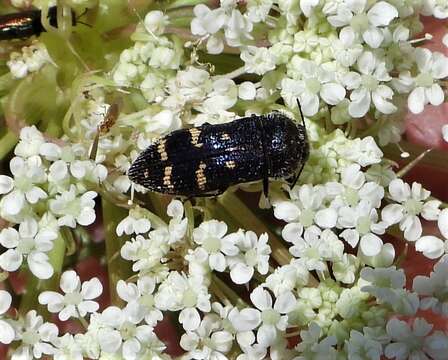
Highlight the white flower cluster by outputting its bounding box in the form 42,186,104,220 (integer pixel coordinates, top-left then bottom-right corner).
7,42,53,79
188,0,448,144
0,126,106,279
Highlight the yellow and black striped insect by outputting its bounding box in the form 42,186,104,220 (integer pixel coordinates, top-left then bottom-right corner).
128,106,309,197
0,6,76,40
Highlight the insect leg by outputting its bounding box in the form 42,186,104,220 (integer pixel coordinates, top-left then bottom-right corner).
263,177,269,197
187,187,227,199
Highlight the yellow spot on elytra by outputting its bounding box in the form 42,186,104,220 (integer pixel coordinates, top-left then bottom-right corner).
163,166,173,188
157,139,168,161
144,169,149,178
221,133,231,140
195,162,207,190
225,160,236,169
189,128,203,148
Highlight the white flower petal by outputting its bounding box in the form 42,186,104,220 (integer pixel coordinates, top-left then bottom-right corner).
179,307,201,331
0,319,15,344
0,249,22,272
320,83,346,105
28,252,53,279
415,236,445,259
438,209,448,239
426,84,444,106
60,270,80,294
81,277,103,299
367,2,398,26
363,27,384,48
360,234,383,257
408,87,425,114
0,290,12,314
0,176,13,194
314,208,338,229
230,262,254,284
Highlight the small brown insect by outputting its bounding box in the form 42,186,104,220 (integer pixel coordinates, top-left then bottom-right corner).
89,101,121,161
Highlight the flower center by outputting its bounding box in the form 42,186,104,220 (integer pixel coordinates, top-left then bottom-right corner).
261,308,280,325
14,177,31,192
404,198,423,215
299,209,315,227
64,292,83,306
120,321,136,340
305,78,321,94
203,236,221,253
245,249,258,267
361,75,379,91
17,237,36,254
356,216,371,235
344,188,360,207
182,289,198,308
350,13,369,32
22,329,39,345
415,73,433,87
139,294,155,308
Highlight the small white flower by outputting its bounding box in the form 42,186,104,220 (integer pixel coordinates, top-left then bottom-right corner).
0,290,15,344
249,286,296,347
116,206,151,236
347,51,397,118
144,10,169,35
14,126,46,158
287,228,344,271
264,261,309,297
332,27,363,67
116,277,163,327
49,185,97,228
38,270,102,321
325,1,398,48
224,8,254,47
191,4,227,54
120,233,170,278
413,256,448,316
346,330,383,360
241,46,276,75
339,200,388,256
12,310,58,359
282,59,346,116
193,220,239,272
227,231,271,284
384,318,443,360
408,48,448,114
295,322,337,359
0,156,47,217
52,333,83,360
0,218,56,279
154,272,211,331
382,179,440,241
97,306,157,358
422,0,448,19
180,314,233,359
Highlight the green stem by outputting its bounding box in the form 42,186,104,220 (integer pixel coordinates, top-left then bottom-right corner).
102,198,133,306
0,130,18,160
211,274,248,308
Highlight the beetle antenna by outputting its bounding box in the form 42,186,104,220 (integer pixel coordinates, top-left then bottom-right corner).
76,8,88,21
288,98,308,190
296,98,306,129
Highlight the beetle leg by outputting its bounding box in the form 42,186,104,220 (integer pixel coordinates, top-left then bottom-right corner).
186,187,227,199
263,177,269,197
289,161,306,189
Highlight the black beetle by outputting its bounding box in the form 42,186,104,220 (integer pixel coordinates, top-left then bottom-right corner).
128,107,309,197
0,6,76,40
